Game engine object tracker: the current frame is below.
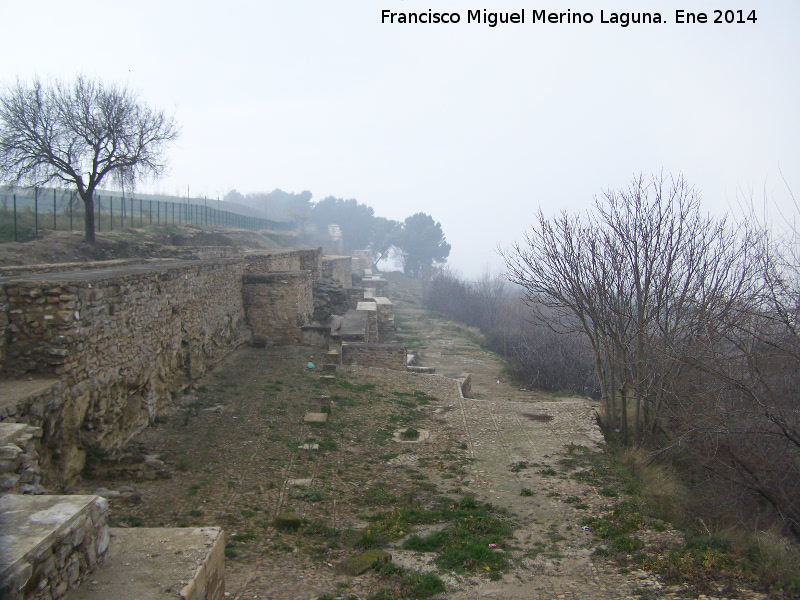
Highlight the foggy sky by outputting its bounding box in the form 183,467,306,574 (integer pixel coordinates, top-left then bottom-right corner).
1,0,798,277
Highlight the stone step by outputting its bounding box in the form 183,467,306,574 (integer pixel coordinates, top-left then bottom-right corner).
0,495,109,600
304,412,329,424
64,527,224,600
407,366,436,374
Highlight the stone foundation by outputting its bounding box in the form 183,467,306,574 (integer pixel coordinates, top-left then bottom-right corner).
241,272,313,345
341,343,407,370
321,256,353,289
0,423,44,494
0,495,109,600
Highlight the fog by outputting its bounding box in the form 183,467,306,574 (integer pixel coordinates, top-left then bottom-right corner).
1,0,797,276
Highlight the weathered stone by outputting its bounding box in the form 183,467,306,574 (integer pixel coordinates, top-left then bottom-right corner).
304,412,328,424
273,512,302,531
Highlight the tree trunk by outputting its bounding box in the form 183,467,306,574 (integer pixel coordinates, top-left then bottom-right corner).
82,192,96,244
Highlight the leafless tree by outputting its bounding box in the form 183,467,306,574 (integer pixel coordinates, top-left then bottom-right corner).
502,174,757,446
0,76,179,243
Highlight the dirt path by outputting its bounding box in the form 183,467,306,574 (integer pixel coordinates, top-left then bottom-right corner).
398,305,662,599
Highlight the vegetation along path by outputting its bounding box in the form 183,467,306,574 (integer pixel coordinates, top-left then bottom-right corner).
77,276,769,599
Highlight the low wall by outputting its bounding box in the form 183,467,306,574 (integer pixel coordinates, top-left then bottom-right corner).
0,495,109,600
0,251,316,485
341,343,406,370
321,256,353,288
352,250,372,272
241,248,321,279
242,272,313,345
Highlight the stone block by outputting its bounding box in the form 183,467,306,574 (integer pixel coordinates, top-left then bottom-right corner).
304,412,328,424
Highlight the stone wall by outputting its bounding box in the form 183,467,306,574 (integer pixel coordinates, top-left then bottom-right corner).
356,302,378,343
373,297,394,335
241,248,321,279
241,272,313,345
0,495,109,600
0,251,317,485
0,423,44,494
341,343,406,370
321,256,353,288
352,250,372,272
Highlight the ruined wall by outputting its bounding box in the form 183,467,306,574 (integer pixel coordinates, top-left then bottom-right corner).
242,248,321,279
321,256,353,288
0,251,318,485
373,297,394,336
241,272,313,345
1,260,249,483
352,250,372,272
341,343,406,370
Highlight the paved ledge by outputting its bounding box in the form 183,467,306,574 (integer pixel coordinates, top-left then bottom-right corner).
64,527,224,600
0,494,109,600
0,377,60,416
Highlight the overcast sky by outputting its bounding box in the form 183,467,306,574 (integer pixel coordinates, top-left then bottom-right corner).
1,1,798,276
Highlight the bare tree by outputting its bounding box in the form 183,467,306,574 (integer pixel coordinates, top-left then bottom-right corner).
502,174,756,445
0,76,179,243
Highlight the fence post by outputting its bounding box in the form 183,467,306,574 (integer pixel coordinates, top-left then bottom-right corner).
53,188,57,231
13,193,17,242
110,196,113,231
69,192,73,231
34,187,39,237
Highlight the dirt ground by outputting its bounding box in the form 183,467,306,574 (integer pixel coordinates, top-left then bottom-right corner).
68,271,773,600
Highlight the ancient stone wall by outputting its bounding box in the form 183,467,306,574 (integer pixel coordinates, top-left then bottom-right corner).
341,343,406,370
0,251,317,485
241,272,313,345
241,248,321,279
0,495,110,600
352,250,372,272
0,423,44,494
321,256,353,288
373,297,394,335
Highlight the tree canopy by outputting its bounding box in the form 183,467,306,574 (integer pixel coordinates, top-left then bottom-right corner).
0,76,179,243
393,212,451,277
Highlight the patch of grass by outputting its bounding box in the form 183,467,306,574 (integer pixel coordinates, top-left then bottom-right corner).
564,495,589,509
336,380,378,392
510,461,528,473
294,486,325,502
401,427,420,440
520,488,533,497
400,496,512,577
540,467,557,476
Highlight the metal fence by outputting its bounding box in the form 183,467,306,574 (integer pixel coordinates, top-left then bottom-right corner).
0,189,294,242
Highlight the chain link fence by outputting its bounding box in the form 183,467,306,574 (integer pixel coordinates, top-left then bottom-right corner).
0,188,294,242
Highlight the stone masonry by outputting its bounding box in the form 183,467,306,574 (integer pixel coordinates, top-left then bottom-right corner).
241,272,313,345
0,495,110,600
341,343,406,370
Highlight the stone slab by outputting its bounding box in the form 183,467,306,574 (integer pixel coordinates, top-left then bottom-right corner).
300,443,320,450
287,478,313,487
356,301,377,312
339,310,368,339
63,527,224,600
0,378,60,414
0,495,105,582
304,412,328,424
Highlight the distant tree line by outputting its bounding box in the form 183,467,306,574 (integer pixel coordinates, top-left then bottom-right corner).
225,189,451,277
